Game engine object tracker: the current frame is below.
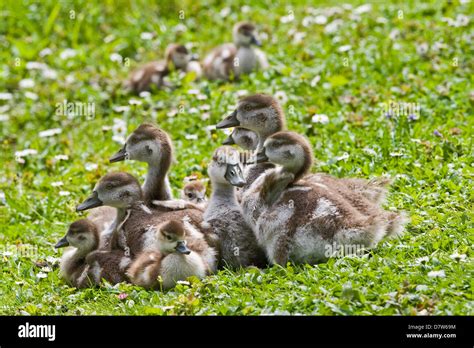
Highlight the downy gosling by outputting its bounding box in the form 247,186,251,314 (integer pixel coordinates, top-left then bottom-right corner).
76,172,216,264
110,123,174,203
205,146,267,269
127,220,211,290
240,131,407,266
125,44,201,93
55,219,130,288
181,180,208,209
203,22,268,81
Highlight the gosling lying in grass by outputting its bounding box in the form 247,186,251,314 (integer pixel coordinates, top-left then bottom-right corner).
55,219,130,288
127,220,211,290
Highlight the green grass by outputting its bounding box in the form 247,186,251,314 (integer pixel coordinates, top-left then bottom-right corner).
0,0,472,315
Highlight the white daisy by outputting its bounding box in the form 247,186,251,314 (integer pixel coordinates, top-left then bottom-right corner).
311,114,329,124
338,45,352,52
139,91,151,98
324,19,343,34
24,92,38,100
110,53,123,63
0,92,13,100
39,128,62,137
39,48,52,57
128,99,142,106
314,15,328,25
449,252,467,262
19,79,35,89
26,62,48,70
53,155,69,161
274,91,288,105
60,48,77,60
455,14,469,27
15,149,38,158
113,105,130,113
42,69,58,80
354,4,372,14
219,7,231,18
140,32,153,40
85,163,98,171
427,270,445,278
416,43,429,56
310,75,321,87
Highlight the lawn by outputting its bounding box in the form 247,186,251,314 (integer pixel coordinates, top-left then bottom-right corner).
0,0,472,315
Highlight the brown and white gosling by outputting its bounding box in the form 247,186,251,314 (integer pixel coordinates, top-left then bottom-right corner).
110,123,174,203
240,131,407,266
76,172,144,255
205,146,267,269
55,219,130,288
110,123,206,211
125,44,201,93
181,179,208,209
222,127,259,151
203,22,268,81
76,172,216,264
127,220,211,290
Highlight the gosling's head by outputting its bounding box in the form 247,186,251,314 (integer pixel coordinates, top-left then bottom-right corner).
76,172,142,211
216,94,285,146
208,146,246,187
222,127,258,151
259,131,313,182
165,44,195,71
110,123,173,168
155,220,190,255
55,219,99,253
181,180,207,205
233,22,261,47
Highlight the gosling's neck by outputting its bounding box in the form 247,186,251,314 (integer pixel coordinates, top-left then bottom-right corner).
73,240,98,259
109,207,128,230
205,182,238,219
143,158,172,203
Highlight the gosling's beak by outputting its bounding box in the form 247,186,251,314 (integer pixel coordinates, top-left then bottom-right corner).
176,241,191,255
222,134,235,145
76,191,103,212
109,146,126,163
190,54,199,61
225,163,246,187
251,35,262,47
54,236,69,249
216,110,239,129
256,149,269,163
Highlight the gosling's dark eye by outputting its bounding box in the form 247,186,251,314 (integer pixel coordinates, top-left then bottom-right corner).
78,235,86,241
187,193,194,198
166,235,173,241
105,183,113,190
